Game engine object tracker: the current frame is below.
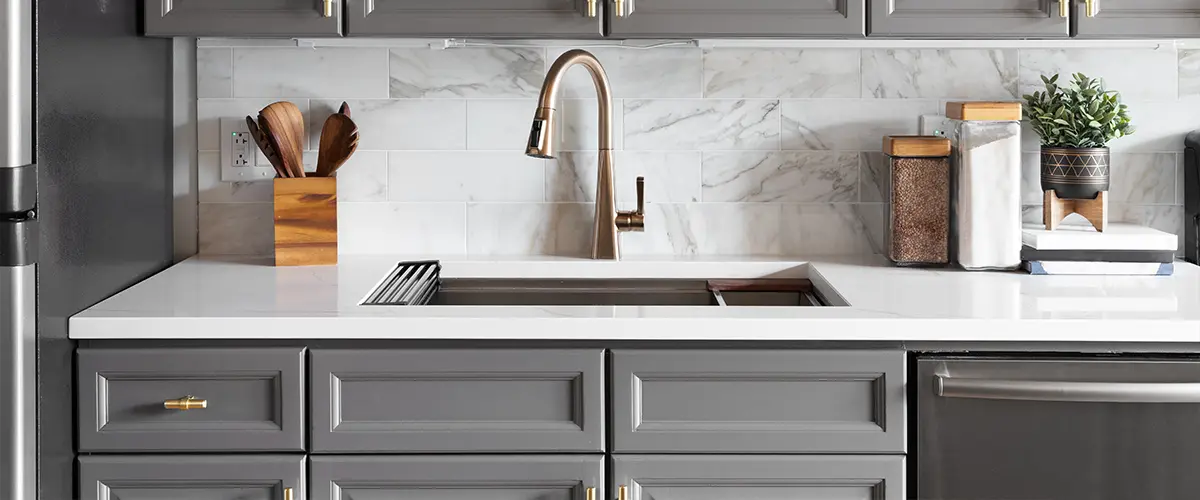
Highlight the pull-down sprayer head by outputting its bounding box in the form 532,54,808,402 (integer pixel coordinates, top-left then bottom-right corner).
526,106,556,159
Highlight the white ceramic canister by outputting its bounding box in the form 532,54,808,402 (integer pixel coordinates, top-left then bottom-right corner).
920,103,1023,271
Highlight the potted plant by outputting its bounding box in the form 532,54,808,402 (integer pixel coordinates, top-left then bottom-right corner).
1023,73,1134,200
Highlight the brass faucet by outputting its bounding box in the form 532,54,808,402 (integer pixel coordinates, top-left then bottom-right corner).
526,49,645,260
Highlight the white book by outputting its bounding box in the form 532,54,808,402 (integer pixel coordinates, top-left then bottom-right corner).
1022,223,1178,251
1025,261,1174,276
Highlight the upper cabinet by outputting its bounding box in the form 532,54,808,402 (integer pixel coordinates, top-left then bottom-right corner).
868,0,1069,37
1073,0,1200,38
344,0,604,37
143,0,342,37
607,0,865,37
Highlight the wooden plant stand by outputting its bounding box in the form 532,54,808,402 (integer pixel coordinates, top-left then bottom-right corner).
1043,190,1107,232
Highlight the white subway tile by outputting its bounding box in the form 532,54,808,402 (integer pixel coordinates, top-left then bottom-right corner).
625,99,780,151
780,204,884,256
781,99,938,151
466,99,538,151
1110,153,1177,204
560,98,624,151
1020,48,1177,101
339,202,467,254
197,48,232,98
336,151,388,202
466,203,593,256
311,99,466,150
547,151,701,203
233,47,389,98
704,49,860,98
702,151,859,203
388,151,544,202
548,47,702,99
390,48,543,98
863,49,1018,100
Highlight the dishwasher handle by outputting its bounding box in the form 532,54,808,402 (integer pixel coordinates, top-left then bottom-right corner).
935,375,1200,403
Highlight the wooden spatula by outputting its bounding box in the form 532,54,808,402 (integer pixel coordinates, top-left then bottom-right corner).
245,116,289,178
316,113,359,178
258,101,306,178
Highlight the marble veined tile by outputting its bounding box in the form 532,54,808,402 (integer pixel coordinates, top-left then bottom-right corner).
1020,49,1177,101
309,99,465,151
1110,153,1178,204
466,203,593,256
389,151,544,202
233,47,389,98
781,203,883,255
390,48,543,98
547,151,701,204
702,151,859,203
622,203,785,256
1180,50,1200,98
862,49,1018,99
547,47,702,99
339,203,467,255
625,99,780,151
336,152,389,202
781,100,938,151
197,48,232,98
703,49,860,98
198,203,273,255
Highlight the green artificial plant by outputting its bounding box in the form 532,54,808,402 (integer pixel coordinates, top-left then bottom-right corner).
1022,73,1134,148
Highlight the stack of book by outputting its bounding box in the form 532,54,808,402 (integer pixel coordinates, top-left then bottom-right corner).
1021,223,1177,276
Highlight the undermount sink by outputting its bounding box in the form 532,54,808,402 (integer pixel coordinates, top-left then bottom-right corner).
363,262,826,307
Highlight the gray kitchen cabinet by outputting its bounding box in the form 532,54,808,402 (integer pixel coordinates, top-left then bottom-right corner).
868,0,1070,37
345,0,603,37
613,455,904,500
310,349,605,453
77,347,306,452
605,0,865,37
143,0,342,37
79,455,306,500
1073,0,1200,37
310,455,604,500
611,350,905,453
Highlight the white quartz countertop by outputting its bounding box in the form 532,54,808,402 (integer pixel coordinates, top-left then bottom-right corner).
69,255,1200,342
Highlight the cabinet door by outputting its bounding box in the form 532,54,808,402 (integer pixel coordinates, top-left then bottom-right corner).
605,0,864,37
143,0,341,37
79,455,305,500
1073,0,1200,37
612,350,906,453
869,0,1069,37
345,0,603,37
311,349,605,453
310,456,604,500
614,455,904,500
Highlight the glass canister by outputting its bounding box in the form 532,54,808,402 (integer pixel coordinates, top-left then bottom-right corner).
883,135,951,266
943,102,1023,271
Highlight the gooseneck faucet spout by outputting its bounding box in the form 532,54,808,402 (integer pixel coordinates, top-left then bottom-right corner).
526,49,644,260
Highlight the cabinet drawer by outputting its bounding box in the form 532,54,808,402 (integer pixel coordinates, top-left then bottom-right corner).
79,455,306,500
311,349,605,452
612,350,905,453
310,455,604,500
614,455,903,500
77,348,305,452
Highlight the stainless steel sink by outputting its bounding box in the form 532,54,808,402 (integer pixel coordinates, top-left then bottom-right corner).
363,268,825,307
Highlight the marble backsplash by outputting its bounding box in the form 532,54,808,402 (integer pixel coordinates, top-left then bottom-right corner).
194,41,1191,257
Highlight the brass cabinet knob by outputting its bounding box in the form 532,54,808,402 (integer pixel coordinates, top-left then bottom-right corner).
1085,0,1096,17
616,176,645,232
284,487,294,500
614,0,625,17
586,487,596,500
163,395,207,410
617,485,627,500
323,0,333,18
586,0,597,17
1059,0,1068,18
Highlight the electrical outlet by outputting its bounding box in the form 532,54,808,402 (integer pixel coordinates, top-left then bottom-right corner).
220,118,276,182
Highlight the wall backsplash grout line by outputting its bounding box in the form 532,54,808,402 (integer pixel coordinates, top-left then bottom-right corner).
194,40,1190,257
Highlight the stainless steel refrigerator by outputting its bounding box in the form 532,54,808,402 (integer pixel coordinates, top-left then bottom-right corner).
0,2,174,500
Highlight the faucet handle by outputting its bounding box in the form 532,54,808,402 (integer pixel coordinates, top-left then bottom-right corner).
617,176,645,233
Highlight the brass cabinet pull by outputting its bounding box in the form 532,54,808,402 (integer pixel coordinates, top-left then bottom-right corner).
284,487,294,500
1058,0,1068,18
586,487,596,500
322,0,333,18
614,0,625,17
586,0,597,17
163,395,207,410
617,485,627,500
1085,0,1096,17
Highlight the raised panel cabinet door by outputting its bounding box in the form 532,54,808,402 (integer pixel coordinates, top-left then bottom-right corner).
310,349,605,452
869,0,1070,37
79,455,306,500
613,455,904,500
345,0,604,37
77,347,306,452
606,0,865,38
611,350,906,453
143,0,342,37
310,455,605,500
1074,0,1200,37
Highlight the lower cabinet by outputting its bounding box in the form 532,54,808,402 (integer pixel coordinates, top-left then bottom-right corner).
78,455,305,500
613,455,904,500
309,455,605,500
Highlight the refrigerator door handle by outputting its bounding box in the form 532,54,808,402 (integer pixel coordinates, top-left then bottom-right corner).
0,263,34,500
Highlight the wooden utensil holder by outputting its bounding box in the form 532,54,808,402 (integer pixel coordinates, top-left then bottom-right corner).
274,177,337,266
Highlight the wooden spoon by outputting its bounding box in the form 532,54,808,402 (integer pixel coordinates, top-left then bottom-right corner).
258,101,306,178
316,113,359,178
245,116,289,178
338,101,351,118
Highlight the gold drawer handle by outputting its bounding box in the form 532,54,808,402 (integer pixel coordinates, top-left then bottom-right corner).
618,485,627,500
163,395,207,410
586,0,597,17
323,0,333,18
1085,0,1096,17
284,487,294,500
1059,0,1068,18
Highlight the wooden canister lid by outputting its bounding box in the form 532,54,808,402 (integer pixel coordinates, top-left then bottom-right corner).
883,135,951,157
946,101,1022,121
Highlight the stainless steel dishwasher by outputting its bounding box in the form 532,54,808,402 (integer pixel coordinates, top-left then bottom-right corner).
917,356,1200,500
